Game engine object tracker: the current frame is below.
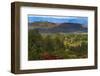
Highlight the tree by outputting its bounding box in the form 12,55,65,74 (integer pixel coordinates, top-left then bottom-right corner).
28,29,43,60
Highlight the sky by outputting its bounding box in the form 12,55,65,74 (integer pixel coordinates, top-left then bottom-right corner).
28,15,88,27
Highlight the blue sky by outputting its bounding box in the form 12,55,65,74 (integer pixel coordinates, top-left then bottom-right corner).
28,15,88,27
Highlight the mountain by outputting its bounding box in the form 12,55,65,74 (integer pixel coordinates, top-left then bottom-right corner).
28,22,87,33
52,23,87,33
28,22,58,29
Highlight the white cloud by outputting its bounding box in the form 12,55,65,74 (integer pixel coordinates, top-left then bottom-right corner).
28,15,78,19
28,15,87,21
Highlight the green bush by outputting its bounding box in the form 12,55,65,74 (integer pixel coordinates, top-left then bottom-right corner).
28,30,88,60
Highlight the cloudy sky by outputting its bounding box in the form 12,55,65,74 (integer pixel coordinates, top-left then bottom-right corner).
28,15,88,27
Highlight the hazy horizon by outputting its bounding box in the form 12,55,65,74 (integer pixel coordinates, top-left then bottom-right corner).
28,15,88,27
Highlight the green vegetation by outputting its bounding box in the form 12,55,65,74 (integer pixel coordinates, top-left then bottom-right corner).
28,30,88,60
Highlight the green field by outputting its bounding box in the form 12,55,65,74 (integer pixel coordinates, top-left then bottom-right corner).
28,30,88,60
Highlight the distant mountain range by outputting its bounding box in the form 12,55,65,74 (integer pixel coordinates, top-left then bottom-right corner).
28,22,87,33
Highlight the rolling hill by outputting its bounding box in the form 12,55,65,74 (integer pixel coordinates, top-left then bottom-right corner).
28,22,87,33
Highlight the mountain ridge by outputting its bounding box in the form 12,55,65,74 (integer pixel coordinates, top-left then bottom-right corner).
28,22,88,33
